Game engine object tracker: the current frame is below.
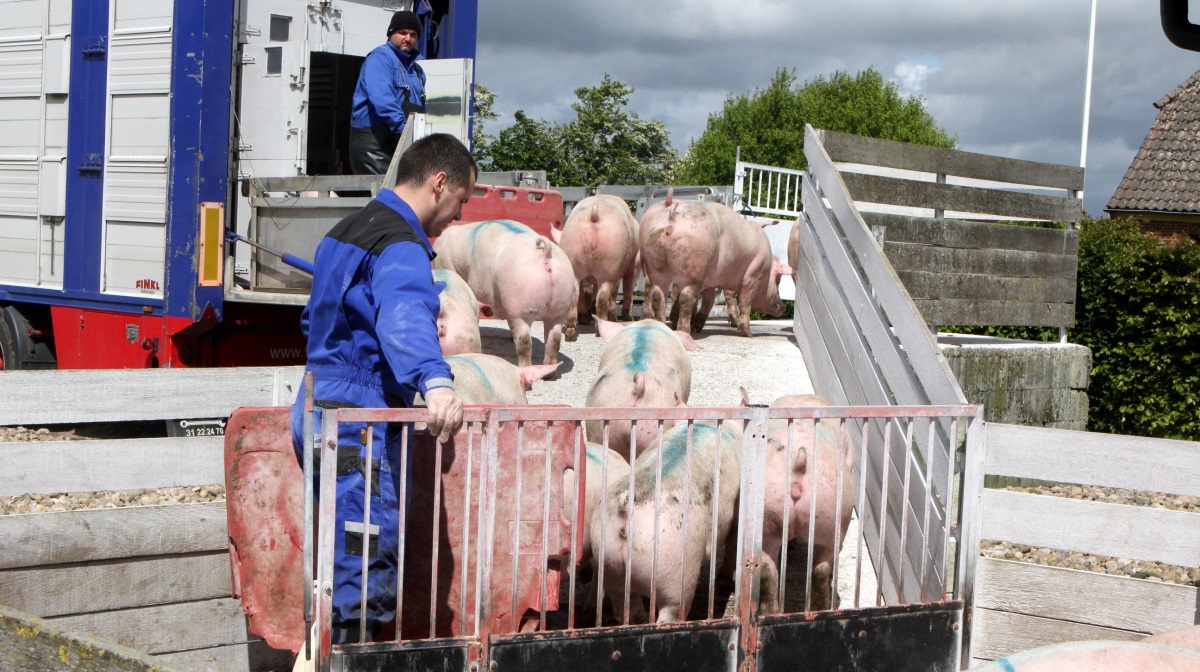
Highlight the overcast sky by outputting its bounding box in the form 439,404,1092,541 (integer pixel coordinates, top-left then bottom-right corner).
475,0,1200,217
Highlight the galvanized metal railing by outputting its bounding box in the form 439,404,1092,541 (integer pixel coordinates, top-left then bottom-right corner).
733,160,805,219
302,401,985,672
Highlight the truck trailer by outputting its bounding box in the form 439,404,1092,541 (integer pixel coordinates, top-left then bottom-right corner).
0,0,562,371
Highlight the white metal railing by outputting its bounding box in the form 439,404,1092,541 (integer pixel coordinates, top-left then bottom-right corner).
733,160,805,219
299,397,985,671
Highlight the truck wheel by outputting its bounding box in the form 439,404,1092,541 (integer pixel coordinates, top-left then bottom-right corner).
0,311,16,370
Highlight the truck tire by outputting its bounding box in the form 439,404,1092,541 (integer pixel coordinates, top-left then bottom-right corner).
0,309,16,371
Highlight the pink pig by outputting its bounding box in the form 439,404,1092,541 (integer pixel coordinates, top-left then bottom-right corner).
445,353,559,404
433,220,579,368
970,625,1200,671
432,268,491,356
561,442,631,563
758,393,855,613
584,319,697,462
551,195,640,325
590,420,744,624
640,191,792,337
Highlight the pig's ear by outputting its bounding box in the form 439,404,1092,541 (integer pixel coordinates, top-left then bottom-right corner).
549,222,562,245
596,318,626,343
673,331,700,351
518,361,561,389
477,301,494,318
739,386,751,407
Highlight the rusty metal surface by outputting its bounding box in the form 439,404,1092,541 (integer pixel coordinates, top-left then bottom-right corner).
223,406,306,653
757,602,963,672
287,402,985,670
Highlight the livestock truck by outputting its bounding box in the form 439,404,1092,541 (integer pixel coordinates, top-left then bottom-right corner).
0,0,563,372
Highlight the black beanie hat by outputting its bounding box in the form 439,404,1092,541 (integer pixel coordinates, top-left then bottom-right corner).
387,11,421,37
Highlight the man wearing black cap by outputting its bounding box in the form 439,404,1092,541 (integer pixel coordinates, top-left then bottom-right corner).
349,11,427,174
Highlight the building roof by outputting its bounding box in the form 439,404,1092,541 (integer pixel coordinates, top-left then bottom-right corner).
1107,69,1200,214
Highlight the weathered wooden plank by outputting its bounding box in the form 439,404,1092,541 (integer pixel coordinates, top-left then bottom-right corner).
0,437,225,496
0,604,187,672
883,243,1079,280
913,298,1076,328
0,502,228,569
819,130,1086,192
987,424,1200,497
154,639,294,672
972,608,1144,662
842,172,1082,223
0,367,304,425
0,552,231,618
976,558,1197,634
980,489,1200,567
50,598,253,656
804,125,966,409
896,271,1077,303
864,213,1080,255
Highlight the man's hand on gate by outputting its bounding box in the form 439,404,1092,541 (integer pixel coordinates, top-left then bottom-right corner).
424,387,464,443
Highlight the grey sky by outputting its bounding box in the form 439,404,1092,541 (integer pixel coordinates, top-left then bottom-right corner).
475,1,1200,217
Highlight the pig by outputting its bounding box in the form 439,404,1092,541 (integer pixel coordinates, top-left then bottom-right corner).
551,195,640,325
444,353,559,405
970,627,1200,672
591,420,744,624
433,220,579,368
432,268,490,356
584,319,697,462
561,442,631,563
640,191,792,337
731,391,855,615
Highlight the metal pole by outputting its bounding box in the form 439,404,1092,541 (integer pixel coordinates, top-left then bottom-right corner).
1080,0,1098,173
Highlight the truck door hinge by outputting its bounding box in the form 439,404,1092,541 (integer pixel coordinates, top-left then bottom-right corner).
241,54,256,65
239,25,261,44
238,140,254,152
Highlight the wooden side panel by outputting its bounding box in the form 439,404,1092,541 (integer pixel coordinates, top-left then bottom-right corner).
819,130,1086,191
0,436,225,496
987,424,1200,498
0,502,227,568
980,489,1200,568
841,173,1082,223
0,553,231,617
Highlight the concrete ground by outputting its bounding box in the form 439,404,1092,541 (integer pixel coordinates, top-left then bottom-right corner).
477,317,814,407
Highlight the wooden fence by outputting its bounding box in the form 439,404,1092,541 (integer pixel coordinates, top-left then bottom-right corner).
819,129,1084,330
0,367,303,672
970,423,1200,666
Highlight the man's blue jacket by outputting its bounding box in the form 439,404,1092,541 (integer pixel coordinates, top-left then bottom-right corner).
351,42,426,135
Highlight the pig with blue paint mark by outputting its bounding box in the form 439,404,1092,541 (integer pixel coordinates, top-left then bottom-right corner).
590,420,743,623
444,353,559,405
561,442,631,563
433,220,579,368
432,268,491,357
584,319,698,462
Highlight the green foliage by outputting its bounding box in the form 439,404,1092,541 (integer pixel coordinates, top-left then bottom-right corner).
485,75,679,187
470,83,499,169
676,68,956,187
953,218,1200,440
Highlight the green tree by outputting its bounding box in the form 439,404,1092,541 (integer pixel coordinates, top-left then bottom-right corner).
470,83,499,169
487,75,678,186
676,68,956,186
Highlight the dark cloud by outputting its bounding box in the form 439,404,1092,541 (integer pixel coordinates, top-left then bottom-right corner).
476,0,1200,215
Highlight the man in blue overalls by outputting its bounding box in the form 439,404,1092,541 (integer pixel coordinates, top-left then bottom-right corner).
291,133,475,643
350,11,427,174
